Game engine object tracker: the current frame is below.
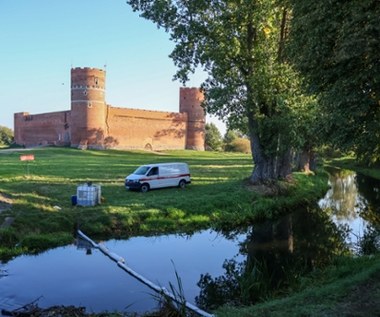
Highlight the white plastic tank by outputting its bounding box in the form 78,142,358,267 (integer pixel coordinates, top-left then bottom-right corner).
77,183,101,206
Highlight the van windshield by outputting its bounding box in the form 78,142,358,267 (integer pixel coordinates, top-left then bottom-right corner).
134,166,150,175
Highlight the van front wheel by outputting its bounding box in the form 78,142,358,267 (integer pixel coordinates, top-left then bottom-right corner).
178,179,186,189
140,183,150,193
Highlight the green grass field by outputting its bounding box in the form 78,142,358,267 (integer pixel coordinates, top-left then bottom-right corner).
0,147,328,259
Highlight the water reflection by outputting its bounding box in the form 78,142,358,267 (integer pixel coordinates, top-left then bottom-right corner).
319,168,380,252
196,206,349,309
0,230,245,314
196,169,380,310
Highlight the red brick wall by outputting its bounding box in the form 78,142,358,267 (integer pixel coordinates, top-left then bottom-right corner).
106,106,187,150
179,88,205,150
70,67,106,148
14,111,71,146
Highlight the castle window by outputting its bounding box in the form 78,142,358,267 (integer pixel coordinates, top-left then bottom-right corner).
95,77,99,85
83,90,87,96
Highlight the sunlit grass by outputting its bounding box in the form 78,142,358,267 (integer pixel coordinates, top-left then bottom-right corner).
325,156,380,180
0,147,328,259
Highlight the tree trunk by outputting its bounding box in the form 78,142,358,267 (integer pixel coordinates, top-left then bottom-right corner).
248,116,292,184
298,149,311,173
295,147,316,173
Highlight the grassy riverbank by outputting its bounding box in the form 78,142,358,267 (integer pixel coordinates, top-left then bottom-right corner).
325,156,380,180
0,147,328,260
216,254,380,317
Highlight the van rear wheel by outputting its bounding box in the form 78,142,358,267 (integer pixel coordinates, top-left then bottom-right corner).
179,179,186,189
140,183,150,193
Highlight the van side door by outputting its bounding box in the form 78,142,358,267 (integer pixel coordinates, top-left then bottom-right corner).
146,166,159,189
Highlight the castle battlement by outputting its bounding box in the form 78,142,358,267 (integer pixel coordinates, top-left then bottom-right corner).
71,67,105,72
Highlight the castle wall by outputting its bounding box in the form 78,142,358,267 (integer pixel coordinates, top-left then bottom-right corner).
14,111,71,146
106,106,188,150
13,67,206,151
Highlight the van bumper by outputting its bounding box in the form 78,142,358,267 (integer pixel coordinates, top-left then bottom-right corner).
125,181,141,190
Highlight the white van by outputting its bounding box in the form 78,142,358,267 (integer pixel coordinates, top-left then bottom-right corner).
125,162,191,192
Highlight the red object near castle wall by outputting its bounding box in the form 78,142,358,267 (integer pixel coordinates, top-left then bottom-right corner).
20,154,35,161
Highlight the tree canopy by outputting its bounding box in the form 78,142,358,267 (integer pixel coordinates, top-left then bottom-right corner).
127,0,313,183
290,0,380,164
205,123,223,151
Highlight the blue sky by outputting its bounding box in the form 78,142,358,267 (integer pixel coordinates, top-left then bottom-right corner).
0,0,225,133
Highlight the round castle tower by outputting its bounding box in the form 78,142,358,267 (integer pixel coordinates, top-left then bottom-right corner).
179,87,205,151
70,67,106,149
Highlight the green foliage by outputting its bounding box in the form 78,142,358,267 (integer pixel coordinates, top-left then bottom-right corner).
225,138,251,154
205,122,223,151
223,129,250,153
0,126,14,146
223,130,240,146
290,0,380,165
127,0,316,182
21,232,73,253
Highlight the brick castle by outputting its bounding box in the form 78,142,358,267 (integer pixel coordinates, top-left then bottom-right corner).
14,67,205,151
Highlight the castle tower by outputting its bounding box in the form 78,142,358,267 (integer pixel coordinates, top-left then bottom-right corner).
70,67,106,149
179,87,205,151
14,112,29,145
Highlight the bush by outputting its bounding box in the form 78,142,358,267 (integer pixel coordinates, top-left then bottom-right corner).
0,126,14,146
226,138,251,153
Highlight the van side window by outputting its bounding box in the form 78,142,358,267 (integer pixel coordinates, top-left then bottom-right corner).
148,167,159,176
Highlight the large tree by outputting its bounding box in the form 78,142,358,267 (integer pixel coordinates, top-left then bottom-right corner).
290,0,380,165
128,0,310,183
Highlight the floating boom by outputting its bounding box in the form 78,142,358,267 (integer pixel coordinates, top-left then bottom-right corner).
77,230,214,317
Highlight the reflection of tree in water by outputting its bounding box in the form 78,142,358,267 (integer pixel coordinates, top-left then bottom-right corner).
356,174,380,254
358,226,380,255
319,169,380,253
196,206,349,310
319,170,366,220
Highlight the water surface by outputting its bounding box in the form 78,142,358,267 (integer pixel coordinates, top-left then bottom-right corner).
0,230,245,314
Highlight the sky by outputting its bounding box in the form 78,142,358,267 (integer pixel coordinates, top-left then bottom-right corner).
0,0,226,134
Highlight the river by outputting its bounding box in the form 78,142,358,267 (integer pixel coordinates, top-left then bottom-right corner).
0,168,379,314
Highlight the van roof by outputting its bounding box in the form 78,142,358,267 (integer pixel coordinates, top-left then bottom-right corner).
143,162,188,167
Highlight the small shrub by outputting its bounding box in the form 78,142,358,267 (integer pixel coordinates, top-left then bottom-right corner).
0,228,18,246
226,138,251,153
21,232,72,253
0,126,14,146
